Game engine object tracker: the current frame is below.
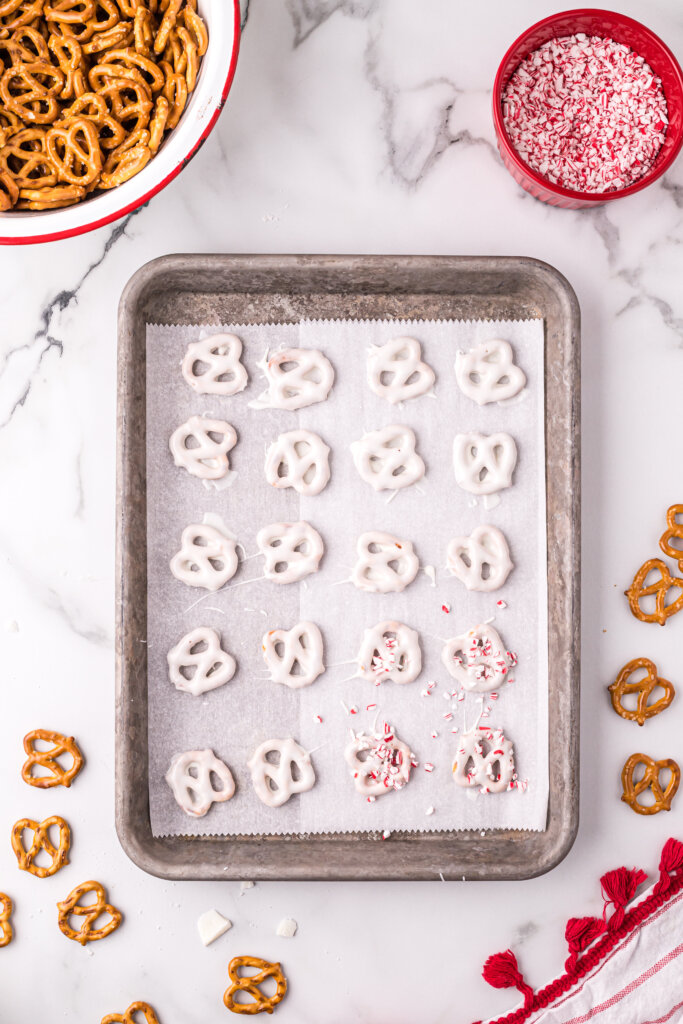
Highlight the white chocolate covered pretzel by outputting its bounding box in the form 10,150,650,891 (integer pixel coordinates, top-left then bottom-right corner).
441,624,514,693
356,620,422,684
165,749,236,817
345,725,415,797
169,415,237,481
350,424,425,492
167,627,236,696
455,339,526,406
256,521,324,584
452,432,517,495
351,531,419,594
367,337,435,404
447,525,513,592
250,348,335,411
265,429,331,496
452,726,515,794
247,738,316,808
181,333,248,396
262,621,325,689
170,522,238,591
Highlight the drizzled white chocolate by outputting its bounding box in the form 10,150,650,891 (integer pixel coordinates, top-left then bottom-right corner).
356,620,422,684
247,738,316,808
167,626,236,696
367,337,435,404
165,749,236,817
169,415,237,481
452,726,515,794
455,339,526,406
256,521,324,584
351,531,419,594
441,624,514,693
452,431,517,495
170,522,238,591
350,424,425,492
181,333,248,396
265,429,331,496
250,347,335,411
345,724,415,797
262,621,325,689
447,525,513,592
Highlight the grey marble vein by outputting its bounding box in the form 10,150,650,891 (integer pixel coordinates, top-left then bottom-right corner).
286,0,378,48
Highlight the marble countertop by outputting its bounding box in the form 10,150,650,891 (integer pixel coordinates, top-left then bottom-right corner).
2,0,683,1020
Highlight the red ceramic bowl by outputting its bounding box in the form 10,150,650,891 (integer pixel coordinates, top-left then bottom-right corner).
493,9,683,208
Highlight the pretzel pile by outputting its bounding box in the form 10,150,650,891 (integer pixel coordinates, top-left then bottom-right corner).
0,0,207,211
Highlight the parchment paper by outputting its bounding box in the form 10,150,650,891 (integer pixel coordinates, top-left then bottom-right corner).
146,318,547,837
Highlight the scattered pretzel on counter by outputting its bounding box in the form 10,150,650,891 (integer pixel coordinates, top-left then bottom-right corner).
608,657,675,726
625,557,683,625
12,815,71,877
0,892,13,948
659,503,683,571
21,728,84,788
621,753,680,815
101,1002,160,1024
57,879,122,945
0,0,208,210
223,956,288,1016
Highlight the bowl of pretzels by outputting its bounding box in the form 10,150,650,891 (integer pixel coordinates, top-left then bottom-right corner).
0,0,240,244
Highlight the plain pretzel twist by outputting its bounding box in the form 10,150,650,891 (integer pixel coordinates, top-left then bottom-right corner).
621,753,680,815
12,815,71,877
57,880,122,945
608,657,675,726
21,728,84,788
223,955,287,1015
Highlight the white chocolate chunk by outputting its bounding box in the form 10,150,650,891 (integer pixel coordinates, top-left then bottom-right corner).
256,521,324,584
165,749,236,817
170,522,238,591
455,339,526,405
452,432,517,495
446,525,513,592
262,621,324,689
169,415,237,481
452,726,515,794
197,909,232,946
250,347,334,411
367,337,435,404
441,624,514,693
167,627,236,696
265,429,330,496
248,738,316,808
350,424,425,492
356,620,421,684
182,333,248,396
276,918,298,938
351,531,419,594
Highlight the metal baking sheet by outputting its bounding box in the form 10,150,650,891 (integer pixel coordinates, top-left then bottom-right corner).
116,254,581,881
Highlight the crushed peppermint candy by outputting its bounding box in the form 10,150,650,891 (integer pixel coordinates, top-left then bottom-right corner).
502,33,668,193
441,603,451,613
496,600,507,609
313,714,323,724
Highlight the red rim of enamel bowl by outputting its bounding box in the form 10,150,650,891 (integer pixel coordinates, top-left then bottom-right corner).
0,0,241,246
493,8,683,205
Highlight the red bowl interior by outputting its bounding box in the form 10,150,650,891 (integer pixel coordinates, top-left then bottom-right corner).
493,8,683,203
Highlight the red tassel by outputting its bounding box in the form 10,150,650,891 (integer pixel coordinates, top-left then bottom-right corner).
482,949,534,1009
601,866,647,931
654,838,683,896
564,916,605,972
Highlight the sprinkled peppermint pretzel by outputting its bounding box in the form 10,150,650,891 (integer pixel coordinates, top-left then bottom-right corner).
12,815,71,878
351,531,419,594
345,724,415,797
57,880,122,946
367,337,435,404
0,893,13,948
223,956,288,1016
169,415,237,481
181,333,248,396
101,1002,160,1024
167,627,236,696
170,522,238,591
21,729,84,789
356,620,422,685
452,432,518,495
455,339,526,405
256,521,324,584
165,749,236,817
350,424,425,492
265,429,331,496
261,621,325,689
441,624,515,693
251,347,335,411
452,726,516,794
447,525,513,592
247,738,316,808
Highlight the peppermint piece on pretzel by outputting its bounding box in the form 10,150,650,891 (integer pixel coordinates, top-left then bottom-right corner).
447,524,513,592
356,620,422,685
265,429,331,496
223,955,288,1016
441,624,514,693
621,753,680,815
0,892,13,948
21,728,84,789
247,738,316,808
256,521,324,584
351,531,419,594
345,724,415,797
625,557,683,625
12,815,71,878
101,1002,161,1024
261,621,325,690
455,339,526,405
659,503,683,571
165,749,236,818
250,347,335,411
181,333,248,396
170,520,238,591
167,626,236,696
367,337,435,404
452,726,516,794
350,424,425,492
57,880,122,946
453,431,518,496
608,657,675,726
169,414,237,482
